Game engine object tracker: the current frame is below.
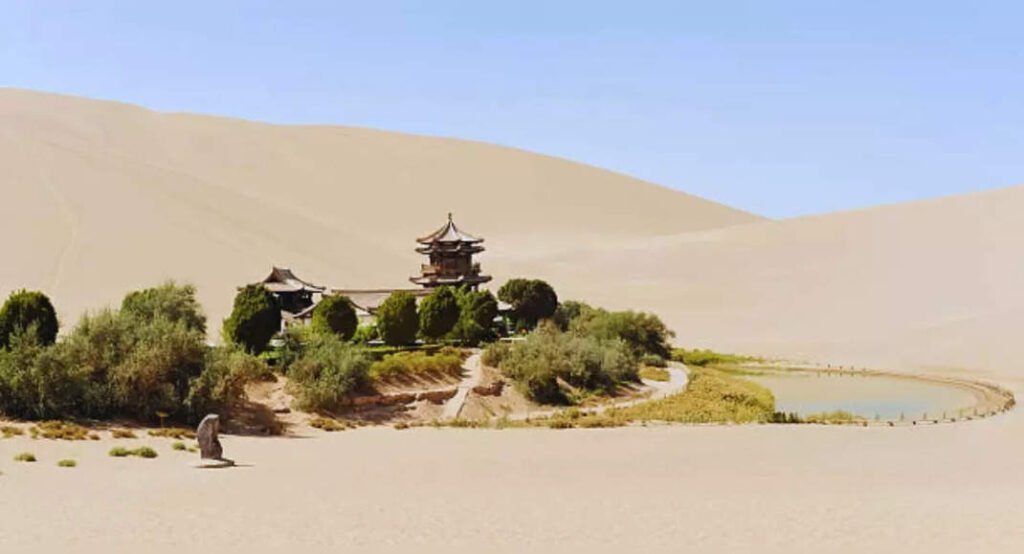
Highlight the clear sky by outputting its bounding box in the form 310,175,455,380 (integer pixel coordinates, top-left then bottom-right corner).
3,1,1023,218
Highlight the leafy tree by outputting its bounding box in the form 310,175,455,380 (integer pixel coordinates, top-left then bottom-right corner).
375,291,419,346
121,281,206,333
0,290,59,349
552,300,592,331
448,288,498,345
497,278,558,329
418,287,461,341
311,295,358,341
288,334,371,412
186,347,267,421
223,285,280,354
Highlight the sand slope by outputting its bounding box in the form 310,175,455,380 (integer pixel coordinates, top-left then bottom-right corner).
508,185,1024,377
0,88,759,332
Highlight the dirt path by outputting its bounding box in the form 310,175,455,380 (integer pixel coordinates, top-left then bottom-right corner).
441,351,483,420
509,361,690,421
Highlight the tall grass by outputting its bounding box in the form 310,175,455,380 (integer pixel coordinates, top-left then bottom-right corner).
611,367,775,423
671,348,762,367
368,349,464,382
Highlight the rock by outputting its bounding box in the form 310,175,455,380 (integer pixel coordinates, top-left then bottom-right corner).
196,414,223,460
416,389,458,404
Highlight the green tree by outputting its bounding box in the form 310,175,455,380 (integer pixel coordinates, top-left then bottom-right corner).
448,289,498,345
571,309,674,359
121,281,206,333
288,334,371,412
223,285,280,354
418,287,461,341
0,290,59,349
552,300,592,331
497,278,558,329
311,295,358,341
376,292,419,346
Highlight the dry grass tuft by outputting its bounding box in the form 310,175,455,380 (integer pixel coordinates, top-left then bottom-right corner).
1,425,24,438
148,427,196,439
29,421,91,440
111,429,137,439
309,417,355,432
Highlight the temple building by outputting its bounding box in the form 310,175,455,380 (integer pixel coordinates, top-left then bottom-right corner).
259,267,325,325
258,215,492,328
410,213,492,289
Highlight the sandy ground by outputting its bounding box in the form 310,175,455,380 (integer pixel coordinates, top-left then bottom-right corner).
1,410,1022,553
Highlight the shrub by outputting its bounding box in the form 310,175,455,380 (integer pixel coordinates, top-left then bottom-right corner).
0,333,88,420
481,342,513,368
121,282,206,334
309,417,354,431
109,446,131,457
14,452,36,462
171,441,187,451
150,427,195,439
223,284,281,354
288,335,371,412
571,309,674,359
311,295,358,341
497,279,558,329
57,459,77,467
552,300,591,331
133,446,158,458
351,324,379,344
28,420,90,440
376,292,418,346
185,347,266,421
418,287,461,341
368,350,463,382
1,425,24,438
496,324,638,404
111,429,136,439
0,290,59,349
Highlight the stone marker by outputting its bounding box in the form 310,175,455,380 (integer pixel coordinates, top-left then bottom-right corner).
196,414,224,460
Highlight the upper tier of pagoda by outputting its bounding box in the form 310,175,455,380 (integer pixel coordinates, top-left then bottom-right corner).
410,214,491,289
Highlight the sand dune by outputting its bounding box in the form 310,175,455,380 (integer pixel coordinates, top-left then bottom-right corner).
507,185,1024,377
0,88,759,334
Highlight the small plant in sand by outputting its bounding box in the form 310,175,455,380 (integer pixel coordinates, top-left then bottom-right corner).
111,429,137,439
171,441,187,451
148,427,195,439
14,452,36,462
29,421,91,440
57,459,77,468
393,421,410,430
309,417,355,432
1,425,24,438
109,446,158,458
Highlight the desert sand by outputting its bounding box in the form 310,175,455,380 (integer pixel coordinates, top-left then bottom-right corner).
2,89,1024,552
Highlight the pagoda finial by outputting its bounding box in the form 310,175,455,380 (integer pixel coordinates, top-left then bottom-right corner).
448,212,453,222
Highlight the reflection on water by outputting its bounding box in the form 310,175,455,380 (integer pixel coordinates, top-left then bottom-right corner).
745,372,979,420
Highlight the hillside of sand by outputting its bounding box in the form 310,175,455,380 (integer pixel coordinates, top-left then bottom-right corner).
0,88,759,333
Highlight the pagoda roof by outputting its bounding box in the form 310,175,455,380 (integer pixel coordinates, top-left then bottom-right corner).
416,213,484,245
261,266,325,293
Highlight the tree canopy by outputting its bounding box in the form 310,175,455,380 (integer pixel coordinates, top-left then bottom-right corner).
121,281,206,333
311,295,358,341
222,284,281,354
376,291,419,346
497,278,558,329
418,287,461,341
0,290,59,349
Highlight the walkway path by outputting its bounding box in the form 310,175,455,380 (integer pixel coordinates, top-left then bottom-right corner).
441,350,483,420
509,361,689,421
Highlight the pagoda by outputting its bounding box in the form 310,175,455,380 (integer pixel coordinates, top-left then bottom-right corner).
410,214,492,289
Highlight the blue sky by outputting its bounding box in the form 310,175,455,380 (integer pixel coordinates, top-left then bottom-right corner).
3,1,1023,218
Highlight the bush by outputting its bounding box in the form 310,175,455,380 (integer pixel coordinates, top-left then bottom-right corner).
288,335,371,412
14,452,36,462
311,295,358,341
109,446,158,458
552,300,591,331
57,459,77,467
0,332,88,420
171,441,187,451
495,324,637,404
571,309,674,359
185,347,266,421
351,324,378,344
498,278,558,329
375,292,418,346
368,350,464,382
481,341,512,368
223,284,280,354
121,282,206,334
0,290,59,349
418,287,461,341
